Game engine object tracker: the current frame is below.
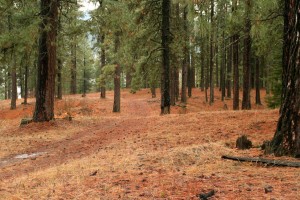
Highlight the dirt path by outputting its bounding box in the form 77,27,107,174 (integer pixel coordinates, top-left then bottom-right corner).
0,91,158,181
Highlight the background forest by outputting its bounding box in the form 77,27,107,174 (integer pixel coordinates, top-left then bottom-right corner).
0,0,283,109
1,1,300,199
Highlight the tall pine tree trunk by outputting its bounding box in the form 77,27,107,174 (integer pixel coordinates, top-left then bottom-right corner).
10,49,17,110
33,0,58,122
57,58,62,99
175,67,179,101
82,56,87,97
188,47,195,97
242,0,252,110
57,12,62,100
100,34,106,98
209,0,214,105
8,13,17,110
170,64,175,105
221,31,226,101
200,39,205,92
161,0,171,114
24,58,29,104
232,34,239,110
226,37,232,98
70,42,77,94
113,33,121,113
126,72,132,88
181,5,188,104
269,0,300,157
255,57,262,105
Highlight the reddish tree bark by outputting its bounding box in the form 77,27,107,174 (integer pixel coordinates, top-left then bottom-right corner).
33,0,58,122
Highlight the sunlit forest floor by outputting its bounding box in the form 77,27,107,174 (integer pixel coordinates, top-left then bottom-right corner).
0,89,299,199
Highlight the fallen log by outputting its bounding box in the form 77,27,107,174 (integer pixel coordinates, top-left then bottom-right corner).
222,155,300,168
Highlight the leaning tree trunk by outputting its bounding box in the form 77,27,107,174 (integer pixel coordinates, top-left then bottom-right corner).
33,0,58,122
242,0,252,110
269,0,300,157
161,0,171,114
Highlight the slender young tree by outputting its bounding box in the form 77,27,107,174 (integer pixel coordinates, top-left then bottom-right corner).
161,0,171,114
269,0,300,156
33,0,58,122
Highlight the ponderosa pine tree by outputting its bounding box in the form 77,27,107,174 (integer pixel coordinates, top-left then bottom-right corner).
100,34,106,98
209,0,214,106
242,0,252,110
113,32,121,113
181,5,188,105
232,0,240,110
33,0,58,122
255,57,262,105
161,0,171,114
269,0,300,157
57,9,62,100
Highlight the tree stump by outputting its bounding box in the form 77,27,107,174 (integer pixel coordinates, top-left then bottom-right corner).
20,118,33,126
236,135,252,150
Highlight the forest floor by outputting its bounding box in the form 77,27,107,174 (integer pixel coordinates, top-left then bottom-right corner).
0,89,299,200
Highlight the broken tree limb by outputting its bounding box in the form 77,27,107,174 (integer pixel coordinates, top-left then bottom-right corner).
221,155,300,168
